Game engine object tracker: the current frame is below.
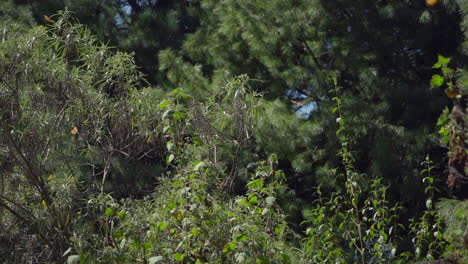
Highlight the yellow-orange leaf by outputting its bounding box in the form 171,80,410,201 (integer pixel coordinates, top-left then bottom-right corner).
291,100,304,106
71,127,79,135
426,0,438,6
445,88,458,98
43,15,55,23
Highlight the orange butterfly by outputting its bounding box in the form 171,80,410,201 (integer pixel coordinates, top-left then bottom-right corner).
426,0,438,6
70,127,79,135
43,15,55,23
291,100,304,106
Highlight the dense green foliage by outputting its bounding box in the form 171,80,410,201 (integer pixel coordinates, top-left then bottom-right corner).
3,0,468,263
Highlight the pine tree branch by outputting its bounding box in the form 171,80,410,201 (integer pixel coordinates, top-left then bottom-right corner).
301,38,323,71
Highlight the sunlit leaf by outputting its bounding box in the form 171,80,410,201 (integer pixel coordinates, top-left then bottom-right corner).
149,256,163,264
172,253,184,261
430,74,444,87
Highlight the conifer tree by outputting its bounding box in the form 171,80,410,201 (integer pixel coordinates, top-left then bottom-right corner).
167,0,464,210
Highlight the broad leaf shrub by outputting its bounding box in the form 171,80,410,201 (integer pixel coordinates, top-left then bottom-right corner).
430,51,468,262
0,14,299,263
301,84,447,263
409,156,446,261
69,157,298,263
66,70,299,263
428,2,468,260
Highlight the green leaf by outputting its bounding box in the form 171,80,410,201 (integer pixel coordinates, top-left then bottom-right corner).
439,126,450,144
234,234,248,242
105,208,113,217
193,161,206,171
157,221,168,231
166,141,174,151
133,239,141,249
191,227,200,236
144,242,152,255
431,74,444,87
247,179,263,189
173,253,184,261
437,54,451,66
148,256,163,264
265,196,276,205
236,198,249,206
159,101,170,108
62,247,72,257
118,211,126,220
192,136,201,145
256,256,270,263
172,112,184,120
67,255,80,264
167,202,176,210
166,154,175,165
248,196,258,205
119,238,126,250
222,242,236,254
436,110,448,125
